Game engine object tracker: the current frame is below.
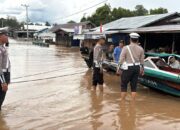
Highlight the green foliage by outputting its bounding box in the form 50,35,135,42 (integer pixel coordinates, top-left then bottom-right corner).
150,7,168,15
0,17,22,29
67,20,76,23
45,21,51,26
111,7,135,21
134,5,148,16
81,4,168,26
84,4,112,26
80,17,87,22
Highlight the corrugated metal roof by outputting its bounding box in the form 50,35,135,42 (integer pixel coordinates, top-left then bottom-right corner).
50,21,95,32
121,24,180,33
170,17,180,22
24,25,51,31
92,12,178,31
0,27,9,33
85,30,119,35
60,28,74,33
38,32,55,38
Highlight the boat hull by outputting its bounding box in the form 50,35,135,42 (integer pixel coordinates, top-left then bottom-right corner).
144,67,180,84
139,76,180,97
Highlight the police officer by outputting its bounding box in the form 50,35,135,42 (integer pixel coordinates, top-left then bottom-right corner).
117,33,144,100
0,32,10,111
92,36,105,92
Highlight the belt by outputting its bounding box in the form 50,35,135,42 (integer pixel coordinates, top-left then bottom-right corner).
94,61,102,68
3,69,10,72
126,63,140,66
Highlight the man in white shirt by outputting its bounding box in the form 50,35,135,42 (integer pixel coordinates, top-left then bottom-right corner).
0,32,10,111
169,56,180,69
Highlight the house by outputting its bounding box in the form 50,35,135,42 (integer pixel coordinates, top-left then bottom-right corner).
14,24,51,39
121,24,180,54
51,21,96,47
34,28,56,43
83,12,180,54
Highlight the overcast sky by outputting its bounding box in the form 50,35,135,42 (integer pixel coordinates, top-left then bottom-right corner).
0,0,179,24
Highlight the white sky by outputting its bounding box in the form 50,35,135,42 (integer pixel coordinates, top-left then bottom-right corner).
0,0,179,24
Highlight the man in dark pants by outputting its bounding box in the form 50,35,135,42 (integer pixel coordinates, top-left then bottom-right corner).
0,33,10,111
92,36,105,92
117,33,144,100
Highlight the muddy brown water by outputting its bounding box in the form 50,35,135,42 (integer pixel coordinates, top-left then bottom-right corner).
0,41,179,130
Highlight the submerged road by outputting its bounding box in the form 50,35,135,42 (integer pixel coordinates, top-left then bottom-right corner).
0,41,179,130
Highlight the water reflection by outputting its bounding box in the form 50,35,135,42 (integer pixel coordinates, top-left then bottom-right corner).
90,92,104,130
0,114,9,130
118,101,136,130
80,69,180,130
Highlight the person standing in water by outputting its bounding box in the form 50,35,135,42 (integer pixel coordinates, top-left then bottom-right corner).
0,32,11,111
113,40,124,63
106,44,114,61
92,36,106,92
117,33,144,100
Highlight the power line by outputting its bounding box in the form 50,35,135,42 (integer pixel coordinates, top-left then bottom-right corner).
53,0,108,21
12,63,83,80
11,71,86,84
21,4,29,40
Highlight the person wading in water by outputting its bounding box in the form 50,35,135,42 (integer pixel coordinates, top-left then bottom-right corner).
0,32,11,111
92,36,106,92
117,33,144,100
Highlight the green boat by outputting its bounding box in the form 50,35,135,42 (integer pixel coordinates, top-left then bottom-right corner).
139,55,180,97
102,53,180,96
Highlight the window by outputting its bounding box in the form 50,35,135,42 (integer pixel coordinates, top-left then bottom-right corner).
144,60,155,68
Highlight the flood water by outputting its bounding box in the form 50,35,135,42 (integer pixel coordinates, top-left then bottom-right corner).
0,40,179,130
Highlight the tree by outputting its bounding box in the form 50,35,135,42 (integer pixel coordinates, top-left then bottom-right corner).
80,17,87,22
53,23,58,26
150,7,168,15
0,16,22,29
45,21,51,26
67,20,76,23
80,4,168,26
84,4,112,26
111,7,135,21
134,5,148,16
29,22,34,25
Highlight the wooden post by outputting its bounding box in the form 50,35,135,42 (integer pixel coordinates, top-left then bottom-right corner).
172,34,175,53
144,33,147,51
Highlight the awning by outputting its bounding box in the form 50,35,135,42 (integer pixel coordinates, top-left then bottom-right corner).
73,34,84,40
121,24,180,33
85,30,119,35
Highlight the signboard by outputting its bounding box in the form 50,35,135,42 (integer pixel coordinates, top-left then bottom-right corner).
74,26,83,35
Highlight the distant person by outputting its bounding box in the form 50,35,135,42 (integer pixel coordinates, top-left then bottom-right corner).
113,40,124,63
106,44,114,61
159,47,166,53
117,33,144,100
169,56,180,69
92,36,106,92
0,32,11,111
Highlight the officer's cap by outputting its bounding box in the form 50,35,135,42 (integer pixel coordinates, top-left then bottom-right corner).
129,33,140,39
0,30,7,35
97,35,106,40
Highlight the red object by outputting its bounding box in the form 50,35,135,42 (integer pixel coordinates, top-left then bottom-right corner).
0,35,8,44
100,22,103,33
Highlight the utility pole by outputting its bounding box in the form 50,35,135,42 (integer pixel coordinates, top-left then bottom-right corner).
21,4,29,41
1,18,3,28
